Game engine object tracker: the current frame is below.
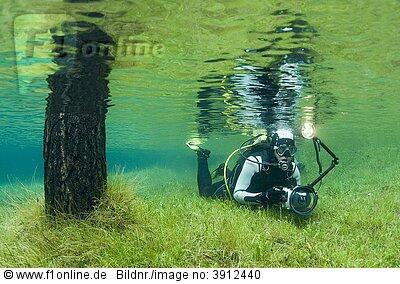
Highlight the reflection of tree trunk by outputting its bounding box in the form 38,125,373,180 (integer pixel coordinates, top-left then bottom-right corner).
44,21,114,218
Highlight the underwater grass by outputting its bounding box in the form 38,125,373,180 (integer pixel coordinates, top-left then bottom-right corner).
0,164,399,267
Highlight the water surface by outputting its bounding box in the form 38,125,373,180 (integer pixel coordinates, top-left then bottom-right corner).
0,0,399,191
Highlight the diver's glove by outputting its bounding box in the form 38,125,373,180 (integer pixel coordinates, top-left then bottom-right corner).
260,187,286,205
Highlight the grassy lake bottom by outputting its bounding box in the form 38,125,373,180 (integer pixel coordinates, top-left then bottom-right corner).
1,150,399,268
1,0,400,268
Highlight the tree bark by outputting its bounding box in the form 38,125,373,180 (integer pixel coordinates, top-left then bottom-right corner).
44,21,114,218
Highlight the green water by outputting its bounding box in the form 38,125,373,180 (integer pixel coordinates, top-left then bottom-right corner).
0,0,399,192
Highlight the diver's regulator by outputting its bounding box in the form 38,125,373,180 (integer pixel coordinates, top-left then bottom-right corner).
278,160,290,171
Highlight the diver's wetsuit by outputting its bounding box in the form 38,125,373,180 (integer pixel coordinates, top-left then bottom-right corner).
197,154,227,198
197,147,301,205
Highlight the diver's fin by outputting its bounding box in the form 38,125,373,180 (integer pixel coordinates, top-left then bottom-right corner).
185,141,210,158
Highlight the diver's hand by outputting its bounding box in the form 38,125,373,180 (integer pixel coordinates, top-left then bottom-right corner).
260,188,285,205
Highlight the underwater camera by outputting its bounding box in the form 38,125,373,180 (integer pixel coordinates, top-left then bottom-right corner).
281,186,318,216
223,123,339,216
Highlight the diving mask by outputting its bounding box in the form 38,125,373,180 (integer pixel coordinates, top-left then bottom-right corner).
275,144,297,157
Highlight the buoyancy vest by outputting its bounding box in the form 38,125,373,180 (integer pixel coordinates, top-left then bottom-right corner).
227,143,297,195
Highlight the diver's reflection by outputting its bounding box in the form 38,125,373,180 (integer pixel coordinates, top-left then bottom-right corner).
228,46,313,133
194,12,324,140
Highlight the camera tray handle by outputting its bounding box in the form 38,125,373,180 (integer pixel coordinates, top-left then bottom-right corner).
308,137,339,188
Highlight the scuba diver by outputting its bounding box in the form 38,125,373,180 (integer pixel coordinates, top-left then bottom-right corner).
186,129,301,207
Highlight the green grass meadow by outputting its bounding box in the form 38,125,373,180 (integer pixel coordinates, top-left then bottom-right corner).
1,148,399,268
1,0,400,270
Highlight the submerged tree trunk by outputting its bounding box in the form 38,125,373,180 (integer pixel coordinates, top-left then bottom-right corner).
44,21,114,218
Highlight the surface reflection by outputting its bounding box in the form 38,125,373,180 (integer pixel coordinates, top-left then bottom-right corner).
195,10,335,140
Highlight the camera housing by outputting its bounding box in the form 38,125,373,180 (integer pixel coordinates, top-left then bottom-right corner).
281,186,318,216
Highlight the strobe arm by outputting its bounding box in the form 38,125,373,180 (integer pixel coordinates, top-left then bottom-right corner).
308,137,339,188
